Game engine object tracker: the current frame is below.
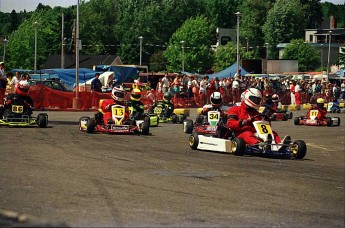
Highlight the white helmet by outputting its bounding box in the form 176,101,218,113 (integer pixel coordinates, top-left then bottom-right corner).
240,91,246,101
111,85,125,102
272,94,279,103
243,88,262,110
210,91,222,107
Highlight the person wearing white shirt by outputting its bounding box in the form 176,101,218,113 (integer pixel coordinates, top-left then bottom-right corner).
341,80,345,100
294,81,302,105
161,74,170,93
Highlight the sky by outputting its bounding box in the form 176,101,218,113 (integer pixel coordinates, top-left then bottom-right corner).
0,0,88,13
0,0,343,13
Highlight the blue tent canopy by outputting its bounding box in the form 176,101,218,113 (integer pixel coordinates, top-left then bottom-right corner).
208,63,249,79
95,65,139,84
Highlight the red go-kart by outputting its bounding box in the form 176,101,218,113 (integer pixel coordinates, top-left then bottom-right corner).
79,104,150,134
183,110,223,135
294,109,340,127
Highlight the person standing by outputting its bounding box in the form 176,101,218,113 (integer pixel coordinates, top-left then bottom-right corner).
290,81,296,105
341,80,345,101
91,73,102,92
294,81,302,105
10,71,21,90
0,62,7,103
161,73,169,94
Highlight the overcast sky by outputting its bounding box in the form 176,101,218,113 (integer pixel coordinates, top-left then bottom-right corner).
0,0,343,13
0,0,88,13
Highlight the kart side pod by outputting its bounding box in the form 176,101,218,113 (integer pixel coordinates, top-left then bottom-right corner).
189,133,233,153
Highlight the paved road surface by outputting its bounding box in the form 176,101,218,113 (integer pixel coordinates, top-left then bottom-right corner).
0,110,344,227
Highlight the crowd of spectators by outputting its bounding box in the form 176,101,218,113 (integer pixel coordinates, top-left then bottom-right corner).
143,73,345,107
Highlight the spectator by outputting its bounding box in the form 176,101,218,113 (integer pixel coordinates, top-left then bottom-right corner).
91,73,102,92
0,62,7,103
341,80,345,101
161,73,169,93
294,81,302,105
156,77,162,94
10,71,21,89
232,76,240,104
290,81,296,105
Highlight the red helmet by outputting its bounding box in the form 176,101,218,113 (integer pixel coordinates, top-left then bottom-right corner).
16,80,30,96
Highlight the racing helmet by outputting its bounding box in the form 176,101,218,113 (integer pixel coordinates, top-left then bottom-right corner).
210,91,222,107
111,85,126,102
163,92,172,101
240,91,246,101
131,88,141,101
272,94,279,103
16,80,30,96
243,88,262,110
316,98,325,109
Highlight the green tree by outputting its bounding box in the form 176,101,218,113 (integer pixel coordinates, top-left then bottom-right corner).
149,50,167,72
201,0,239,28
164,16,215,73
339,47,345,66
263,0,306,59
282,39,320,71
213,41,253,72
300,0,323,29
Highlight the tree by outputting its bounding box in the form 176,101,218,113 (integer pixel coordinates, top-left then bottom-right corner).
213,41,253,72
263,0,306,59
282,39,320,71
164,16,215,73
149,50,167,72
339,47,345,66
300,0,323,29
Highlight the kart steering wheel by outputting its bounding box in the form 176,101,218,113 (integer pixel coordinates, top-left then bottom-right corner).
250,113,271,121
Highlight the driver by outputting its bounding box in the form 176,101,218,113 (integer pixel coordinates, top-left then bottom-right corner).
198,91,228,123
128,88,145,125
307,98,327,120
226,88,289,146
100,85,129,124
0,80,34,118
150,92,174,119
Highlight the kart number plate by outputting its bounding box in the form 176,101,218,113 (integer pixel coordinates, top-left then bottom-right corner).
154,107,162,115
112,106,125,125
257,123,272,135
208,111,220,126
111,125,129,130
309,110,319,118
12,105,24,113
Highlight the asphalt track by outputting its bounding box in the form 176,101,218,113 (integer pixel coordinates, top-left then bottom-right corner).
0,109,344,227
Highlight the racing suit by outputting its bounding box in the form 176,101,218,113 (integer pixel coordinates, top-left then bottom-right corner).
0,93,34,118
306,105,327,120
100,99,129,124
227,103,281,145
127,100,145,125
151,100,174,119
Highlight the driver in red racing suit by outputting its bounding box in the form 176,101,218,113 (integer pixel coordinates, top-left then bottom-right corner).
306,98,327,120
100,85,129,124
226,88,288,146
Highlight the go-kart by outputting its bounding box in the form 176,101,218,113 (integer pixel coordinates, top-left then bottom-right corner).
0,102,48,128
150,104,188,124
327,101,341,113
79,104,150,135
260,106,292,121
183,110,223,135
189,114,307,159
294,109,340,127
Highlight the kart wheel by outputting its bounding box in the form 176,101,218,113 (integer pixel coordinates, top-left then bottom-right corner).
183,119,193,134
288,112,293,119
231,137,245,156
271,114,276,121
37,113,48,128
291,140,307,159
282,113,288,121
144,116,150,126
141,121,150,135
326,117,332,127
333,117,340,126
189,132,199,150
86,118,96,133
337,108,341,113
294,117,300,125
171,114,177,123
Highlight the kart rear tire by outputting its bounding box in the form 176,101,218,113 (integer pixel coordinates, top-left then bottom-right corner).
288,112,293,119
294,117,300,125
271,114,276,121
184,119,193,134
326,117,332,127
189,132,199,150
282,113,288,121
231,137,245,156
141,121,150,135
292,140,307,159
144,116,150,126
171,114,177,123
79,116,90,130
334,117,340,126
37,113,48,128
86,118,96,133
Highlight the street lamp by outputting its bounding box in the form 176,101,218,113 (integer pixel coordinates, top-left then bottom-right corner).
181,40,186,72
34,21,38,72
139,36,143,65
235,11,241,76
327,30,332,76
265,43,269,59
320,43,323,70
3,38,8,62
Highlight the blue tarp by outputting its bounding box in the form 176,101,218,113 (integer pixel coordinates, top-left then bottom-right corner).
208,63,249,79
95,65,139,84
